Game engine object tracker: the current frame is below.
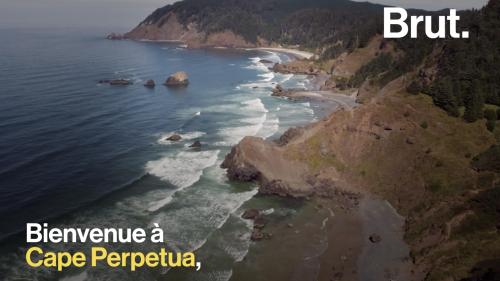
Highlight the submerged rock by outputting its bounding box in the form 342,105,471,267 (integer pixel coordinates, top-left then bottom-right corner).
109,79,132,86
272,84,285,96
251,229,264,241
250,229,272,241
166,134,182,141
189,140,202,148
165,71,189,87
253,216,267,229
144,79,156,88
242,209,260,220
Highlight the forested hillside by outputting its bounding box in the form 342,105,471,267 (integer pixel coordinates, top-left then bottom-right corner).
138,0,384,55
423,0,500,123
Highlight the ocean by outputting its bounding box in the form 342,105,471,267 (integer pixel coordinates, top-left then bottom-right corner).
0,28,324,280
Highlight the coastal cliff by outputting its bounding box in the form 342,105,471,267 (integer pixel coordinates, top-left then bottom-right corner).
126,12,259,48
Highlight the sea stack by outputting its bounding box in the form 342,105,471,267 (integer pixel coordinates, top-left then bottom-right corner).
144,79,156,88
165,71,189,87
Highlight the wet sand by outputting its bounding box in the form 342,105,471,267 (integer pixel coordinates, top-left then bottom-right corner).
230,193,413,281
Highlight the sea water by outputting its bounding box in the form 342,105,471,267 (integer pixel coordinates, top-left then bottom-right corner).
0,28,320,280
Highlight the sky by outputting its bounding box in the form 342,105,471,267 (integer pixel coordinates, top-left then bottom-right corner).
0,0,176,31
0,0,490,31
353,0,489,10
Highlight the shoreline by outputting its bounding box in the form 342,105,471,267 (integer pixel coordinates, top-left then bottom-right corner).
254,47,315,60
226,56,414,279
115,37,315,60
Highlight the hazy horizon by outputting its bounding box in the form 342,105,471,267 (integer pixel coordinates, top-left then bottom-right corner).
355,0,488,10
0,0,176,32
0,0,490,31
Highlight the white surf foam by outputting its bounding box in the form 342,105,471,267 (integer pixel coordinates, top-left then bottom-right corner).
258,72,275,81
244,57,269,72
280,73,294,84
262,51,282,64
241,98,268,113
239,81,274,89
257,116,279,139
145,150,219,189
216,122,264,146
149,187,258,254
145,150,220,211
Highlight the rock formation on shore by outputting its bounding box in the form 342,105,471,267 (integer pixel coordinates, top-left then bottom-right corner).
165,71,189,87
221,136,314,198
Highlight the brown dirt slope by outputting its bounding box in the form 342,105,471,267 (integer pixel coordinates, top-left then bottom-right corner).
126,12,257,48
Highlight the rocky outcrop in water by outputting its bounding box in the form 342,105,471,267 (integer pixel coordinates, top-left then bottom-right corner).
241,209,260,220
99,79,132,86
166,134,182,141
106,33,126,40
144,79,156,88
189,140,202,148
165,71,189,87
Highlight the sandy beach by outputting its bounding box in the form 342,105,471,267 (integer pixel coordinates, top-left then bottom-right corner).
256,47,315,60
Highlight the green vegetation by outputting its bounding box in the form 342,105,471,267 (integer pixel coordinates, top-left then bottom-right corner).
472,145,500,173
458,184,500,236
141,0,383,57
345,1,500,124
349,53,393,87
423,1,500,122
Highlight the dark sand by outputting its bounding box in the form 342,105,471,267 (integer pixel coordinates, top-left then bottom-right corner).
230,194,413,281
